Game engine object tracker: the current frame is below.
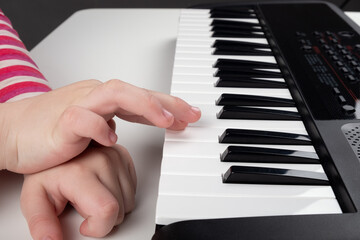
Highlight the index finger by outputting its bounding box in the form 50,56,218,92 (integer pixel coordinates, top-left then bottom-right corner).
77,79,200,129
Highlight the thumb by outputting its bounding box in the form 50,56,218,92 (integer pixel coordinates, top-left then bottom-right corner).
21,179,63,240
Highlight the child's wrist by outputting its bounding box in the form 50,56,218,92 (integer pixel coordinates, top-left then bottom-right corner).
0,103,9,170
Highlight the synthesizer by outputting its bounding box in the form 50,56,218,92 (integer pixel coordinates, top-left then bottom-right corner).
153,2,360,239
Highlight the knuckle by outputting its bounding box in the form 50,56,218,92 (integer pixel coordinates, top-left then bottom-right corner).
97,199,120,221
144,91,159,110
84,79,102,86
68,161,88,176
61,106,81,126
104,79,125,90
173,96,184,105
99,79,126,98
27,214,51,234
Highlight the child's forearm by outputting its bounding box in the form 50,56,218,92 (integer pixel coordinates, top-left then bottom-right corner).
0,9,51,103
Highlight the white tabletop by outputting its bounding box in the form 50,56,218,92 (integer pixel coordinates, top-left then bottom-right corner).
1,8,360,240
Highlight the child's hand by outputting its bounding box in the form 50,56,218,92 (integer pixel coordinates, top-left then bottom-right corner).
20,144,137,240
0,79,201,173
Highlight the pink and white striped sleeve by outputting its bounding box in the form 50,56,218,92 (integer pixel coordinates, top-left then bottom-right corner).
0,9,51,103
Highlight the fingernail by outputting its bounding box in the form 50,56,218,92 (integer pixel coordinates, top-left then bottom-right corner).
162,109,174,120
191,106,201,114
109,130,118,143
42,236,53,240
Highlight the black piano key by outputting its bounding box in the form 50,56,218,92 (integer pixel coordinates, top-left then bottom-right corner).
216,94,295,107
213,58,278,70
212,25,263,33
222,166,329,185
210,8,257,18
212,40,272,56
211,19,261,29
221,146,319,164
213,48,272,56
217,106,301,120
212,31,265,38
219,129,312,145
215,69,283,78
215,77,287,88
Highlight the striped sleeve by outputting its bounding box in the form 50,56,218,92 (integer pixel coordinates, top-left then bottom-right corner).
0,9,51,103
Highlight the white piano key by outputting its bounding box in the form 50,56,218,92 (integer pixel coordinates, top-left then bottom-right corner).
171,91,293,105
175,52,277,63
179,18,260,24
178,25,261,33
176,45,271,53
155,195,342,225
173,65,216,74
179,30,265,38
180,14,211,19
162,141,317,158
165,124,309,142
180,8,255,15
181,9,210,14
178,31,265,38
178,25,263,32
158,175,334,198
178,26,214,32
171,83,290,94
172,74,219,83
175,46,271,54
173,58,280,69
176,38,269,46
189,104,298,117
173,66,280,75
160,156,324,176
171,74,284,84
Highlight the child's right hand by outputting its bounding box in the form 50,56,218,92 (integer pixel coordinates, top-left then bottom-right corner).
0,79,201,174
20,144,137,240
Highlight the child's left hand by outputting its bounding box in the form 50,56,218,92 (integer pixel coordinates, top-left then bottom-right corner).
20,144,137,240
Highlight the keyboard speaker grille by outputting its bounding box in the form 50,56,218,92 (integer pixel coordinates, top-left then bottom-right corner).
342,123,360,160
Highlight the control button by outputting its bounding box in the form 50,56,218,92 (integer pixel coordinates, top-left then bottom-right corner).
338,31,355,38
336,44,344,49
330,38,338,44
341,49,349,55
355,67,360,73
313,31,321,37
319,39,326,44
301,45,312,52
346,75,356,82
342,105,356,114
355,44,360,50
338,95,347,104
327,50,335,55
345,55,353,61
333,87,341,95
325,31,333,36
341,67,349,73
350,61,358,66
299,39,306,44
332,55,339,61
296,31,306,37
322,44,330,50
336,61,344,67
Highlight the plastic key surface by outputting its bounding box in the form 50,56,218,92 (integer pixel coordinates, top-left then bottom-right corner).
217,106,301,120
221,146,319,163
222,166,329,185
216,93,295,106
219,129,312,145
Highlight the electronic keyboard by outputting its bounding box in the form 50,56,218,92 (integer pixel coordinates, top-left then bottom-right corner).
152,1,360,239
